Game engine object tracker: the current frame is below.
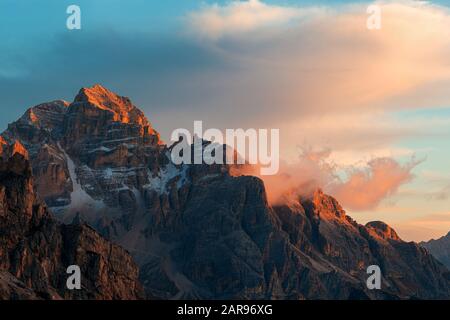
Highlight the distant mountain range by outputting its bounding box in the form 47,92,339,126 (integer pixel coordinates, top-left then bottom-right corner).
1,85,449,299
421,232,450,269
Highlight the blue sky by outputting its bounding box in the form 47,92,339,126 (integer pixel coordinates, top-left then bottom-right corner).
1,0,450,120
2,0,450,130
1,0,450,241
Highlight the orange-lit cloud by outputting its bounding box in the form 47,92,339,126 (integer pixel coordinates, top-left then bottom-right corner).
331,157,420,211
185,0,450,153
231,146,338,204
231,146,420,210
186,0,449,218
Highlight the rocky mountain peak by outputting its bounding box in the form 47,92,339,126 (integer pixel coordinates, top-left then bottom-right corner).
73,84,151,128
310,188,348,221
0,139,28,160
63,85,161,146
2,85,165,210
18,100,69,129
365,221,400,241
2,86,450,300
0,149,144,299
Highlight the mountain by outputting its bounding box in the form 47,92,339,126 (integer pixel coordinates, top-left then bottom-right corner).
1,84,449,299
0,140,144,299
421,232,450,269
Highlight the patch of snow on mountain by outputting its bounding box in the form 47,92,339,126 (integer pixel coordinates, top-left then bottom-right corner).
104,168,113,179
144,163,188,194
59,144,105,213
88,146,112,153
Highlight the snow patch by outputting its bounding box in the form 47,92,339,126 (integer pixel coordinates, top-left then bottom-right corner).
88,146,112,153
144,163,188,194
58,143,105,212
104,168,113,179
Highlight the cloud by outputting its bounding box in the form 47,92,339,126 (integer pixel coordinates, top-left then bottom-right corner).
331,157,421,211
3,0,450,147
427,184,450,200
185,1,450,116
186,0,312,39
231,145,421,210
1,0,448,218
184,0,450,141
231,146,337,204
280,111,422,162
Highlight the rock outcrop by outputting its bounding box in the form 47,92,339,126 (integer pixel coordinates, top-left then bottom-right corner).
421,232,450,269
0,144,144,299
273,191,450,299
2,85,449,300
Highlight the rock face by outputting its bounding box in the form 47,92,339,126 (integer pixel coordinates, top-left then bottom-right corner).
2,85,449,300
0,143,144,300
1,86,162,209
0,271,39,300
421,232,450,269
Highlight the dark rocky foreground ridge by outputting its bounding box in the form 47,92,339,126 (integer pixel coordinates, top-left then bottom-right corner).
1,85,449,299
0,141,144,299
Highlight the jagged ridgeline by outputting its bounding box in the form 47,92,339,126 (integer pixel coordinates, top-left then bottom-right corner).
421,232,450,269
1,85,449,299
0,141,144,299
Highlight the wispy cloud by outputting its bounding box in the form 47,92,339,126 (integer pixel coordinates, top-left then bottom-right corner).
2,1,450,231
232,145,421,210
182,0,450,163
331,157,421,210
185,0,450,116
186,0,323,39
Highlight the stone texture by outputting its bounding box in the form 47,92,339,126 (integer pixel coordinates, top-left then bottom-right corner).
0,271,39,300
0,148,144,300
2,100,71,207
2,85,449,300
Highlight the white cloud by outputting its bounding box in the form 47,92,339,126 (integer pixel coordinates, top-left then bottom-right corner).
184,0,450,166
231,144,420,210
186,0,322,39
185,0,450,117
331,156,421,211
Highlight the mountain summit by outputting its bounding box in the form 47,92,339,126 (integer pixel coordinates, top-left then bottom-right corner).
1,85,449,300
74,84,150,126
0,140,144,299
2,85,163,209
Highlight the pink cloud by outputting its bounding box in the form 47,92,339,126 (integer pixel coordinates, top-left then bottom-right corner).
184,1,450,162
232,147,421,211
330,157,420,211
187,0,309,39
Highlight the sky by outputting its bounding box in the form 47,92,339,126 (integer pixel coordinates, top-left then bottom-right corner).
1,0,450,241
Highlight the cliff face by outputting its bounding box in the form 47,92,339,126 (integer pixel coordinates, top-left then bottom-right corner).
0,145,144,300
2,85,449,300
421,233,450,269
2,86,162,210
142,174,449,299
274,191,450,299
